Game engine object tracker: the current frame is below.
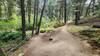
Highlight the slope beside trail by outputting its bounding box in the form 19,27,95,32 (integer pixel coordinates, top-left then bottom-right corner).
23,25,96,56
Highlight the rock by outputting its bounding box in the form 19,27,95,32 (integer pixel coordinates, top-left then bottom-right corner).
49,38,53,41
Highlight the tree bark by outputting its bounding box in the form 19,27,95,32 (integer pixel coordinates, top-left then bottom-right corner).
0,4,2,18
32,0,36,36
35,0,39,34
35,0,46,35
27,0,31,26
75,1,80,25
64,0,67,24
85,0,92,16
21,0,26,40
92,0,95,15
7,0,14,19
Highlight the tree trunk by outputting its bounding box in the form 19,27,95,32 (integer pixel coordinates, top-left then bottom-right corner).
27,0,31,26
32,0,36,36
7,0,14,19
35,0,46,35
0,4,2,18
64,0,67,24
80,0,86,16
92,0,95,15
35,0,39,34
85,0,92,16
20,0,26,40
75,1,80,25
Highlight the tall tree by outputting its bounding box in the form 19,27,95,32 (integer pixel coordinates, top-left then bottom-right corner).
20,0,26,40
64,0,67,24
27,0,32,25
35,0,39,34
32,0,36,36
75,0,80,25
80,0,87,16
85,0,92,16
7,0,14,19
57,0,65,22
92,0,95,15
35,0,46,35
0,3,2,18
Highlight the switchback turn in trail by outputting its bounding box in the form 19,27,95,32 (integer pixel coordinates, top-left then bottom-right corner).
23,25,98,56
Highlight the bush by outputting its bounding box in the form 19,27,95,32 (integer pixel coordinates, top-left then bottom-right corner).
53,22,64,28
40,28,54,33
67,25,89,33
0,16,21,31
80,29,100,44
0,31,21,42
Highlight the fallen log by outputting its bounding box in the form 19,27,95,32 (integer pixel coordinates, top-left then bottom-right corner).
92,25,100,28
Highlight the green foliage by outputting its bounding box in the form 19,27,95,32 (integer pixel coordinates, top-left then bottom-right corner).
0,15,65,33
0,31,21,42
0,31,27,56
0,50,6,56
17,23,33,31
68,24,100,45
67,25,89,33
96,9,100,16
53,21,64,28
0,14,21,31
80,29,100,44
40,28,54,33
40,19,64,33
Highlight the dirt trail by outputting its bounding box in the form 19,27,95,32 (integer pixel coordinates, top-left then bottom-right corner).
23,25,95,56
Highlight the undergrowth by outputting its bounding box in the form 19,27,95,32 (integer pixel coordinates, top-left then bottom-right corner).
68,25,100,45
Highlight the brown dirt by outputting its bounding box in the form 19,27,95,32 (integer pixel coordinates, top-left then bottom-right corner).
23,25,99,56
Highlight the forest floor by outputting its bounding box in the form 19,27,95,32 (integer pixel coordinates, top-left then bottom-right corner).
21,25,99,56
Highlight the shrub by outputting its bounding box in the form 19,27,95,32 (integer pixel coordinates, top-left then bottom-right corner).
0,31,21,42
53,22,64,28
80,29,100,44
